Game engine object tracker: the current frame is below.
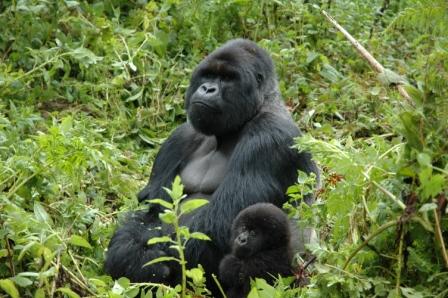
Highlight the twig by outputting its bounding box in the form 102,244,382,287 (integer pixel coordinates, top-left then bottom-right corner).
50,252,61,298
212,273,227,298
303,255,317,271
322,10,413,104
396,226,404,294
4,236,15,276
53,263,95,296
343,220,398,270
361,171,406,210
434,208,448,268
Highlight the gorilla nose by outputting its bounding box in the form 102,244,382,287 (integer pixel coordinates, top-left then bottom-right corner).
198,82,218,97
236,232,248,246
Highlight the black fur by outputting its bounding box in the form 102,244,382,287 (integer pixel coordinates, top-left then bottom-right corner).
104,39,318,289
219,203,293,298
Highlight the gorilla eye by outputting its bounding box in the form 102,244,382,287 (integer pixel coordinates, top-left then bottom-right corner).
256,73,263,84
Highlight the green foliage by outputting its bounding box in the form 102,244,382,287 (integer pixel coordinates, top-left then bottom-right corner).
0,0,447,297
147,176,211,298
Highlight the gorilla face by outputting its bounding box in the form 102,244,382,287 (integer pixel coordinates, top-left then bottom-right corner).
230,203,290,258
232,225,266,258
185,39,276,136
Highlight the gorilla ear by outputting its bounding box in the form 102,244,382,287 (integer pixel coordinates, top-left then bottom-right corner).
256,73,264,85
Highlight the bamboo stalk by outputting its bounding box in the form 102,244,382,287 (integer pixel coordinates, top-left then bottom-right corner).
322,10,412,103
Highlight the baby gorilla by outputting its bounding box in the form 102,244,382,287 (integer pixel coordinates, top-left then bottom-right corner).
219,203,293,298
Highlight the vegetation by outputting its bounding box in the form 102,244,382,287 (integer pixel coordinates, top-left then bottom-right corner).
0,0,447,297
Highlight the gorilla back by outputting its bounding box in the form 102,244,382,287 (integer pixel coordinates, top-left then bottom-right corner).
105,39,318,286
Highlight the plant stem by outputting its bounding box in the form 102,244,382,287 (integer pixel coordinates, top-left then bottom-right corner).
322,10,413,105
396,227,404,295
433,209,448,268
174,209,187,298
4,236,15,276
212,273,227,298
343,220,398,270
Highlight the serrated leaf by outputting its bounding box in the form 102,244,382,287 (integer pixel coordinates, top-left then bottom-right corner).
56,287,80,298
148,199,173,210
33,202,53,225
180,199,209,215
186,268,204,285
190,232,211,241
143,256,179,267
147,236,172,245
69,235,92,249
0,279,20,298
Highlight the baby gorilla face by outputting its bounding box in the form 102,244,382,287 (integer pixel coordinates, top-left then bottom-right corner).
232,226,266,258
230,203,291,259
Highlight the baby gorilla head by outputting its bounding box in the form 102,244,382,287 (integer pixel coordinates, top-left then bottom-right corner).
230,203,291,258
219,203,293,298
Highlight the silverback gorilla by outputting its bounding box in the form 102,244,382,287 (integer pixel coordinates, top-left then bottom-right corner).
105,39,318,288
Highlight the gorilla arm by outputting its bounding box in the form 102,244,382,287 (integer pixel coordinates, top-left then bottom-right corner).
105,123,203,282
137,123,204,205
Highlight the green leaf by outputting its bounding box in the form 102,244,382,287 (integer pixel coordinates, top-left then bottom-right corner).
34,288,45,298
169,176,184,201
69,235,92,249
190,232,211,241
0,279,20,298
117,277,130,289
417,153,431,168
178,226,190,238
404,85,424,106
148,199,173,210
143,256,179,267
180,199,209,215
186,268,204,285
56,288,80,298
147,236,173,245
418,203,437,213
10,276,32,287
400,287,424,298
419,167,445,200
159,211,176,224
377,68,407,86
33,202,53,225
60,116,73,135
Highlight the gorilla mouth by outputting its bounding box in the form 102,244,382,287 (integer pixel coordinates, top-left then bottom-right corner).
191,101,221,113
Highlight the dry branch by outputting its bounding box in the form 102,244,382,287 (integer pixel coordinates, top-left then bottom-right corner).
322,10,413,103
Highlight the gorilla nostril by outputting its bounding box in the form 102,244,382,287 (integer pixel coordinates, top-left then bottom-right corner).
198,83,218,96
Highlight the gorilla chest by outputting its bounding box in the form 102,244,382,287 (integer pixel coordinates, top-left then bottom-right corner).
180,136,236,195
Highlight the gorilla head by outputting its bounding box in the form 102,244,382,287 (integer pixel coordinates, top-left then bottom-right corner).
185,39,278,136
230,203,291,258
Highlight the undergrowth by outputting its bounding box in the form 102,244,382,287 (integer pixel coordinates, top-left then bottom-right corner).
0,0,447,297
